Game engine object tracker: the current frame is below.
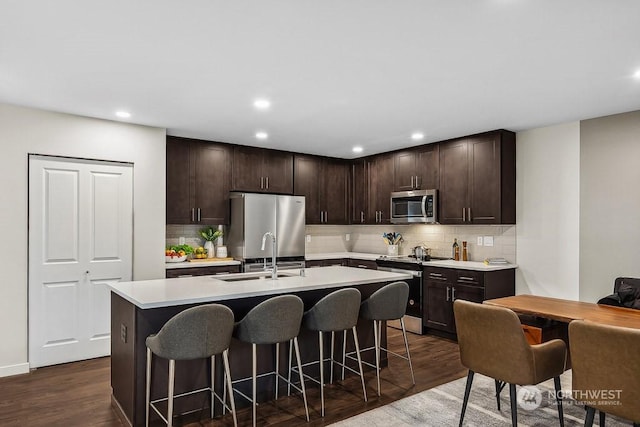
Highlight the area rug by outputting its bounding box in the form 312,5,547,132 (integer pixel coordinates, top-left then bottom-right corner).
331,372,629,426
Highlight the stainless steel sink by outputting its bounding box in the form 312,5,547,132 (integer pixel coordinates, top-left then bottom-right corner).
214,271,298,282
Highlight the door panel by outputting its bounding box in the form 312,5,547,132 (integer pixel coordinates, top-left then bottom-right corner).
394,151,416,191
193,143,230,223
439,140,468,223
469,136,500,223
29,155,133,368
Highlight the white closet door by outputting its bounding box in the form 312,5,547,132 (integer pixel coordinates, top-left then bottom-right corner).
29,155,133,368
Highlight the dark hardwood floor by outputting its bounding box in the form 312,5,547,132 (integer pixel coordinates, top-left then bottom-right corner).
0,328,466,426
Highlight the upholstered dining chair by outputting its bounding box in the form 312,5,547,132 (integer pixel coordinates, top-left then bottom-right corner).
453,299,567,427
569,320,640,427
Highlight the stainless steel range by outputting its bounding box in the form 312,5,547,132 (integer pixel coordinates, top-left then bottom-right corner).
375,255,451,334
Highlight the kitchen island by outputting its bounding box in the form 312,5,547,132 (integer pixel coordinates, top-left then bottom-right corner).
109,266,411,426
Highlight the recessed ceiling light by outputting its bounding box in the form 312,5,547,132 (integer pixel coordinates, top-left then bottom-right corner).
634,70,640,79
255,131,269,140
253,99,271,110
352,146,363,153
115,111,131,119
411,132,425,141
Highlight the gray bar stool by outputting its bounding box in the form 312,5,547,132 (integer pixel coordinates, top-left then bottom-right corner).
291,288,367,416
145,303,237,427
352,281,415,396
231,294,309,427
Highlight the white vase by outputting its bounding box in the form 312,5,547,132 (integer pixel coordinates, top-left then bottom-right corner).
204,241,215,258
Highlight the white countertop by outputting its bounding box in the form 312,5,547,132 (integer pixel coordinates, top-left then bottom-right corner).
306,252,517,271
109,266,412,309
166,259,241,269
305,252,381,261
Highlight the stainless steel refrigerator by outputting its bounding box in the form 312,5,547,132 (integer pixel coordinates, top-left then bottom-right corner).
227,193,306,272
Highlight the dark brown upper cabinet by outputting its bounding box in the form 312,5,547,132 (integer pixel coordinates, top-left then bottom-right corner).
351,159,369,224
166,136,231,225
394,144,439,191
438,130,515,224
231,146,293,194
368,153,395,224
294,155,349,224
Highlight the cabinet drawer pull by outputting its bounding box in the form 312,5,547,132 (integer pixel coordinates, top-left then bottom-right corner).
357,264,368,269
451,287,456,301
429,272,443,277
178,274,194,278
459,276,475,281
446,286,451,302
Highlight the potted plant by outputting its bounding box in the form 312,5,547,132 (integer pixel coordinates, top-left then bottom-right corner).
200,227,222,259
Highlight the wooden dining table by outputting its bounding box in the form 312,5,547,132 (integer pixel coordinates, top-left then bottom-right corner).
484,294,640,329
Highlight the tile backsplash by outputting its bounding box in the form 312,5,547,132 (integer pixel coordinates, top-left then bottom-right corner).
305,224,516,263
167,223,516,263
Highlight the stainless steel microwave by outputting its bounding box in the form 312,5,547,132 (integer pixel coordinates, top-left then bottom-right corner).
390,189,438,224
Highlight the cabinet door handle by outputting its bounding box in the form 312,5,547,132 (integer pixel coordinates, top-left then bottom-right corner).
451,287,456,301
379,211,383,222
197,208,201,222
415,175,420,189
360,211,364,223
266,176,269,189
191,208,195,222
320,212,324,222
446,286,451,302
260,176,264,189
468,207,471,222
462,208,466,222
410,176,414,188
325,211,328,223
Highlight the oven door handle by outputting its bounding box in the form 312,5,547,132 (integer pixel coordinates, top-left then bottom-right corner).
421,195,427,218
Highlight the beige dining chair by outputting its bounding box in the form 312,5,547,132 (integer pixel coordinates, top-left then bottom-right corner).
569,320,640,427
453,299,566,427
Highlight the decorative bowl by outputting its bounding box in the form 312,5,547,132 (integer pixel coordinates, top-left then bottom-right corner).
165,255,187,263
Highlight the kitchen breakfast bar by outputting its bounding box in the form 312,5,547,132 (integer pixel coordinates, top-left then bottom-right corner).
108,266,411,426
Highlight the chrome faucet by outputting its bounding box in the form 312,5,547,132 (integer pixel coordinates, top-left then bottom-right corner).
261,231,277,279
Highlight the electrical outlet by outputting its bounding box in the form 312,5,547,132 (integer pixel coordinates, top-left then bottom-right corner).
120,324,127,343
179,236,185,245
345,233,350,241
477,236,483,246
306,234,311,243
484,236,494,247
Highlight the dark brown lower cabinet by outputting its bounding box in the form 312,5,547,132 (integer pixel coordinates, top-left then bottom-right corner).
347,259,378,270
305,259,347,268
165,264,241,278
423,267,515,336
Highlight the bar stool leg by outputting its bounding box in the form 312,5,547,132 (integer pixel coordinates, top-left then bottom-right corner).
252,343,257,427
293,337,310,422
211,355,216,419
168,359,175,427
330,331,335,384
222,349,238,427
319,331,325,416
341,330,347,380
287,342,293,396
275,342,280,399
373,320,381,396
351,326,368,402
399,318,415,384
145,348,152,427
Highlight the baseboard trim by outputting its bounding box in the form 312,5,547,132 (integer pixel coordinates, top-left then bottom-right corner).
0,362,30,378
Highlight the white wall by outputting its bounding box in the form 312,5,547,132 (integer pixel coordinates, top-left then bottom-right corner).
579,110,640,302
0,104,166,377
516,122,580,299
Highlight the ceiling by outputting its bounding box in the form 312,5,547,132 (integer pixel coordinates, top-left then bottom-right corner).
2,1,639,159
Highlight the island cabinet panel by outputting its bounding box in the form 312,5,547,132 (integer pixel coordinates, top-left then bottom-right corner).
393,144,439,192
347,259,378,270
305,258,348,268
166,136,231,225
232,146,293,194
294,155,349,224
111,281,393,427
423,267,515,336
438,130,516,225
